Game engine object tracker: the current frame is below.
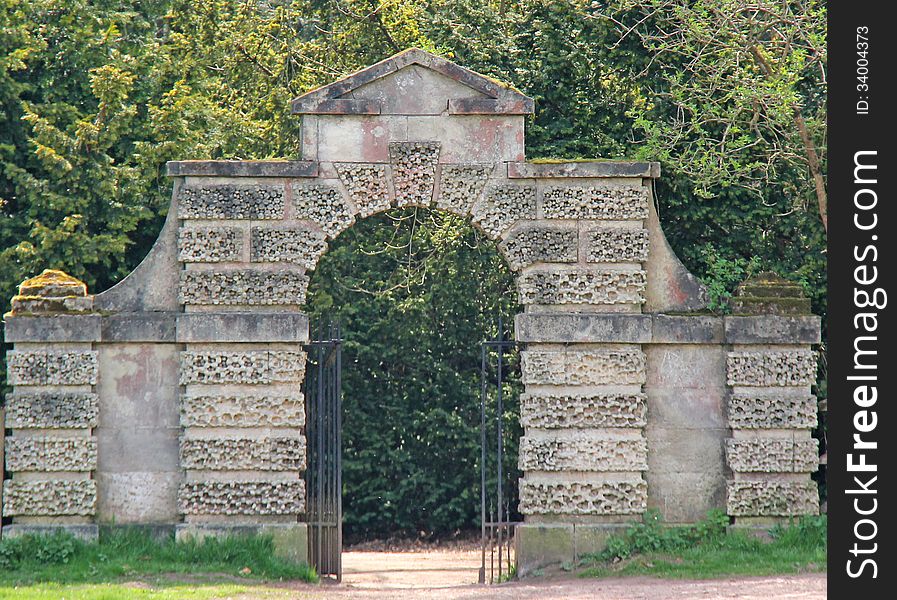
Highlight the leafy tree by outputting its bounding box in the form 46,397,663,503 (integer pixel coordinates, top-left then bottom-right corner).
602,0,827,230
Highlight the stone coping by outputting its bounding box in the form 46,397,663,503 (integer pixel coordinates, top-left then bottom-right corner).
515,313,821,344
166,161,318,178
507,161,661,179
6,312,819,345
5,313,310,343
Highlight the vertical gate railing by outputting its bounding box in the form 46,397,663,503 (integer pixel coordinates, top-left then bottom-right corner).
303,322,343,581
479,317,521,584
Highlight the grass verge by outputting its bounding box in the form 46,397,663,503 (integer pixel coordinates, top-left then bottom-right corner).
0,529,317,587
579,510,827,579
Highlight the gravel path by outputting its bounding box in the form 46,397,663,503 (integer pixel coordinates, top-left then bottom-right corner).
266,551,827,600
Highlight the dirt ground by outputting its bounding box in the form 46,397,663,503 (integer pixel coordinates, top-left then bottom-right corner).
272,550,827,600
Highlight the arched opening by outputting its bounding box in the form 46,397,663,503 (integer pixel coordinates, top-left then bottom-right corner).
304,205,522,585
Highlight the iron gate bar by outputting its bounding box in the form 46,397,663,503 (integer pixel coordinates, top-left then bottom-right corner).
304,322,343,582
479,317,520,584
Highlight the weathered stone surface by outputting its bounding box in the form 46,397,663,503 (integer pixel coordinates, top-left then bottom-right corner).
176,313,310,343
389,141,440,207
435,164,491,216
180,436,306,471
178,481,305,515
515,524,574,575
291,183,354,238
180,350,306,385
731,272,811,315
4,315,102,343
167,160,317,178
17,269,88,298
250,226,327,269
520,392,647,429
586,227,649,263
508,161,660,179
5,437,98,472
726,438,819,473
727,350,817,387
541,185,648,220
101,313,177,342
4,392,99,429
179,270,309,306
498,225,578,270
515,313,652,344
727,393,817,429
2,480,97,516
726,480,819,516
181,394,305,428
6,350,98,386
517,268,646,305
522,348,646,386
520,478,647,515
651,315,723,344
334,163,392,217
178,185,285,219
177,227,243,263
724,316,821,345
472,184,536,238
519,436,647,471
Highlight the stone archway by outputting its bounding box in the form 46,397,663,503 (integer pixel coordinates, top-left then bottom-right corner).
3,49,820,575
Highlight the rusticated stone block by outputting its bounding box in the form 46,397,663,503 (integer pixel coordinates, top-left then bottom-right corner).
519,436,647,472
250,226,327,269
291,183,354,238
335,163,392,217
726,438,819,473
4,392,98,429
541,185,649,220
498,225,578,270
181,394,305,428
727,350,817,386
520,392,647,429
178,480,305,515
436,164,491,215
178,185,285,219
517,269,646,305
4,437,97,472
180,436,306,471
389,141,440,207
472,184,536,238
727,393,817,429
180,351,306,385
177,227,242,263
6,350,98,386
586,227,649,263
726,480,819,516
520,477,647,515
521,348,646,386
2,480,97,516
179,270,309,306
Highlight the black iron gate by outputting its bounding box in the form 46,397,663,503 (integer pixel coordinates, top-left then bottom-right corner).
479,318,521,584
303,323,343,581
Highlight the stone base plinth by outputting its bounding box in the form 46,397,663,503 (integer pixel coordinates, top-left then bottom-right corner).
515,522,630,576
1,523,99,541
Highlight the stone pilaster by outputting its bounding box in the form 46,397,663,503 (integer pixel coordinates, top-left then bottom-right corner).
724,275,821,524
3,270,100,539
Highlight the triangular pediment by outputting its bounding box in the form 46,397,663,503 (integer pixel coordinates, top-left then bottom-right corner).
291,48,533,116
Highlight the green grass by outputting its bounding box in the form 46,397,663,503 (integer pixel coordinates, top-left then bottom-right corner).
579,510,827,579
0,582,292,600
0,529,317,587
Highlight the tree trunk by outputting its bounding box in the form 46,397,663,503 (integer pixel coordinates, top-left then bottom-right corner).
793,110,828,232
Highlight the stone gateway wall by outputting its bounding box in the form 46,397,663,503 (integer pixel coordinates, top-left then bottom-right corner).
2,49,820,571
